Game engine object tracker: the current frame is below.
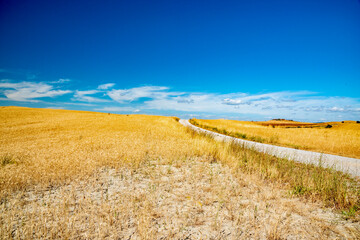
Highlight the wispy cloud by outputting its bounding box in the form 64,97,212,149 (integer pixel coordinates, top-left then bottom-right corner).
222,91,315,106
222,98,244,105
62,102,96,107
0,80,71,102
44,106,65,109
97,83,115,90
121,87,359,121
326,106,360,113
73,90,110,103
96,106,140,113
107,86,176,103
51,78,71,84
1,79,359,121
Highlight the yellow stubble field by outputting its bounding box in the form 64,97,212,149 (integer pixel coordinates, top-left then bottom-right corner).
191,118,360,159
1,107,359,239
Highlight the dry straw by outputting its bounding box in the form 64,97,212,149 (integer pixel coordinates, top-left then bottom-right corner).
0,107,359,239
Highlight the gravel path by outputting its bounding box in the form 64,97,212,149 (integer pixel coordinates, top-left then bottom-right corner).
180,119,360,178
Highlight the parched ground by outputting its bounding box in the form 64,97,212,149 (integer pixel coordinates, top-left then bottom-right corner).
2,158,359,239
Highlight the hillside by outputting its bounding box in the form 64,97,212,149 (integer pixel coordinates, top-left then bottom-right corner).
1,107,359,239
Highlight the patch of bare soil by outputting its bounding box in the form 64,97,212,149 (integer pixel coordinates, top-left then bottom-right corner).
1,158,359,239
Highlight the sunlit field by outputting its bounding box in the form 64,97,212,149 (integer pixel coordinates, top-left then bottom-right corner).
190,118,360,159
1,107,359,239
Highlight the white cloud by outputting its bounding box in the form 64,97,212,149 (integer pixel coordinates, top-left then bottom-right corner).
0,80,71,102
326,106,360,113
73,90,110,103
1,79,359,121
97,83,115,90
51,78,71,84
137,89,360,121
107,86,173,102
102,85,360,121
62,102,96,107
328,106,345,112
223,98,244,105
145,93,248,114
45,106,65,109
176,97,194,104
97,106,141,112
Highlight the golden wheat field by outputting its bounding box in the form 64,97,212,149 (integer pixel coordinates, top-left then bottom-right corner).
1,107,360,239
191,118,360,159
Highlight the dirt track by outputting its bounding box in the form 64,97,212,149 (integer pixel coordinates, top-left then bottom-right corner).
180,119,360,178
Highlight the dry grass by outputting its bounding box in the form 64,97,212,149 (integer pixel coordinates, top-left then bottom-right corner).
2,160,359,239
1,107,359,239
0,107,199,194
190,118,360,159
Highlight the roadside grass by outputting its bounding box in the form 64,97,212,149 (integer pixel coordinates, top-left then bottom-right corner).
190,118,360,158
186,127,360,219
189,119,267,144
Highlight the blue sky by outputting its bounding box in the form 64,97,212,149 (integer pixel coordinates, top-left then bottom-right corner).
0,0,359,121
